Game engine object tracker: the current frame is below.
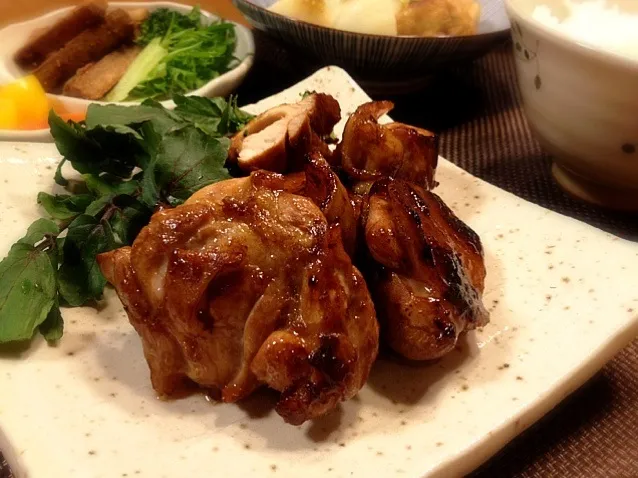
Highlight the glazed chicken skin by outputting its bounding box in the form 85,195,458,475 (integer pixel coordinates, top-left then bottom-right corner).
336,101,439,190
227,96,488,362
278,153,358,256
98,93,488,427
335,100,489,361
228,93,341,173
359,178,488,360
98,165,379,425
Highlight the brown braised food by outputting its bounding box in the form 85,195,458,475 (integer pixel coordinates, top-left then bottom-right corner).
359,178,488,360
13,1,146,98
98,93,489,424
98,161,379,425
335,101,488,360
32,8,135,93
14,0,108,69
228,93,341,173
63,46,141,100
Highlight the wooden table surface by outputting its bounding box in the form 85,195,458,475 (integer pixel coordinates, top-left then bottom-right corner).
0,0,246,27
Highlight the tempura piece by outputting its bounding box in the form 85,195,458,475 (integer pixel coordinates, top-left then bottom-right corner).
63,46,141,100
14,0,107,69
397,0,481,36
33,9,134,92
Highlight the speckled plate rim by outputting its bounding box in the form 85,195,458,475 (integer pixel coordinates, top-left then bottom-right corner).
437,321,638,475
0,66,637,478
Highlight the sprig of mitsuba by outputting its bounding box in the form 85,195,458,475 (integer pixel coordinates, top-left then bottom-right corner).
0,95,252,345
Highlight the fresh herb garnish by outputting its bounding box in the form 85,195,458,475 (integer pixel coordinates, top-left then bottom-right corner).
0,220,59,343
0,95,252,345
107,7,238,102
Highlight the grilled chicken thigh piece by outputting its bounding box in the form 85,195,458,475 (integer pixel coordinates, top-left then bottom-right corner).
228,93,341,173
336,101,438,189
334,100,488,360
359,178,488,360
273,153,358,257
98,171,378,425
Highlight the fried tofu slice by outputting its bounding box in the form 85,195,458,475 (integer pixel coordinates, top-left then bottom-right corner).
63,46,141,100
14,0,108,69
33,9,135,93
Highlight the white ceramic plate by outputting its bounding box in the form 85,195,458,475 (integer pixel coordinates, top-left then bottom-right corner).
0,1,254,142
0,67,637,478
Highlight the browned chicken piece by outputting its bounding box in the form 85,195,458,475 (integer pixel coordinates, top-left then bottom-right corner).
333,98,488,360
63,46,141,100
336,101,438,190
228,93,341,173
303,154,357,256
359,178,488,361
33,9,135,93
266,153,357,256
14,0,107,69
98,172,379,425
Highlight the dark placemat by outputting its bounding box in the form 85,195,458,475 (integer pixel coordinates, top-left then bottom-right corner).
0,455,9,478
1,37,636,478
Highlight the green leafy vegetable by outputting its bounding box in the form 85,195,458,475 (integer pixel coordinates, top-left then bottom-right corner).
37,193,94,221
39,299,64,342
0,95,253,346
137,6,202,44
49,112,143,179
153,126,231,204
54,159,68,186
0,220,59,344
58,215,118,306
84,102,181,137
107,7,238,102
109,197,151,245
173,95,254,136
83,174,140,197
18,219,59,247
106,38,168,102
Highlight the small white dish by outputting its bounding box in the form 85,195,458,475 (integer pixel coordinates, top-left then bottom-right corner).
0,1,255,143
0,67,637,478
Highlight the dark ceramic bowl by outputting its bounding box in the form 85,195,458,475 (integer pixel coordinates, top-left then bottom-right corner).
233,0,510,91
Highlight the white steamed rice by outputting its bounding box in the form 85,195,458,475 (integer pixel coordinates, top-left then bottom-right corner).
532,0,638,60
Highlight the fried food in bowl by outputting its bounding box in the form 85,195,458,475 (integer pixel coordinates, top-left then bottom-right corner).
269,0,481,36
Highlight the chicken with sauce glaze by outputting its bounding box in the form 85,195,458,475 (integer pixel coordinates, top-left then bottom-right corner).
358,179,488,360
228,93,341,173
98,161,378,425
98,93,488,425
335,100,488,360
336,100,438,189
